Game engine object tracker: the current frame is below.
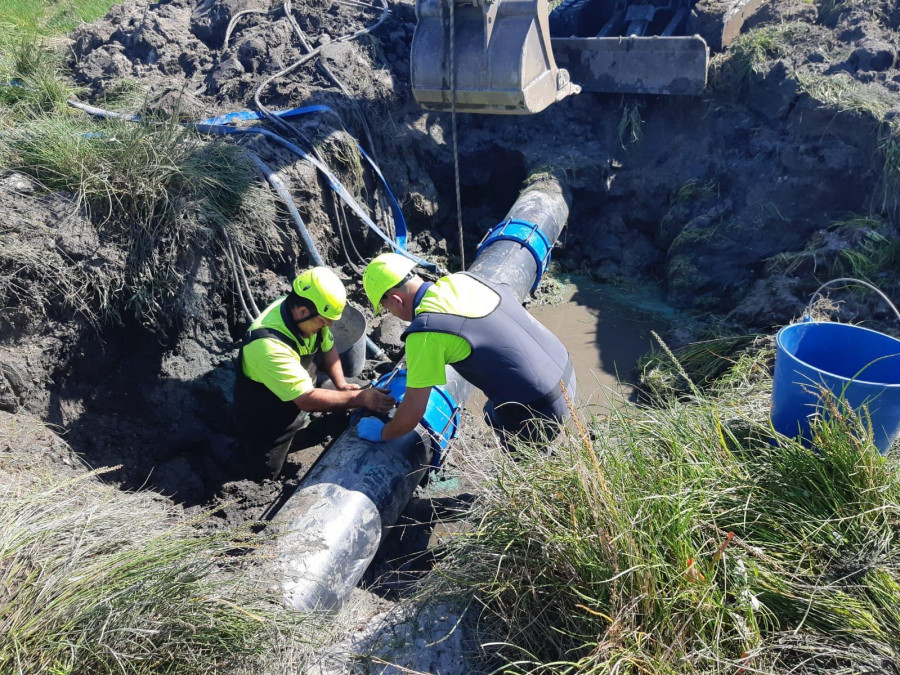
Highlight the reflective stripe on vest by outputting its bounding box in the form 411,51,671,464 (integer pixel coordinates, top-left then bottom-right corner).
401,273,571,407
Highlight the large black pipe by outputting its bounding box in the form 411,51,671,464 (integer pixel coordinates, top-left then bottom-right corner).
272,173,571,610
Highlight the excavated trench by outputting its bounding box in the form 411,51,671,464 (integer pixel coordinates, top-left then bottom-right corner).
2,0,900,666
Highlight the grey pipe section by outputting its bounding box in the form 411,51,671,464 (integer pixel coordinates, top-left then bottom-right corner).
273,172,571,610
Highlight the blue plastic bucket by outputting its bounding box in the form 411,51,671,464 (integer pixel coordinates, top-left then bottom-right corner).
771,321,900,453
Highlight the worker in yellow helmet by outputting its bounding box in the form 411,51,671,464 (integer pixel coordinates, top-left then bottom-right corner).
358,253,575,446
234,267,395,480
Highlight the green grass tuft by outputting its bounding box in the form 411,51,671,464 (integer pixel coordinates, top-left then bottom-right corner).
766,215,900,281
1,115,280,330
433,345,900,673
0,0,119,37
795,71,893,121
712,23,808,93
0,38,79,117
638,333,771,401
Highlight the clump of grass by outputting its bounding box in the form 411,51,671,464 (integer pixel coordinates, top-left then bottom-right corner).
795,71,893,121
616,101,642,148
0,0,119,37
434,346,900,673
638,333,771,401
0,38,77,117
316,129,367,196
0,437,308,673
767,216,900,281
1,115,279,330
658,179,719,248
711,22,808,93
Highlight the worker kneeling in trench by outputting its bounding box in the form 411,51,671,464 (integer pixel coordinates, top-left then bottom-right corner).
233,267,395,480
358,253,576,447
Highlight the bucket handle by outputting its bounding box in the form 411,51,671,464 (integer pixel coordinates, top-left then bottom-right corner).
804,277,900,324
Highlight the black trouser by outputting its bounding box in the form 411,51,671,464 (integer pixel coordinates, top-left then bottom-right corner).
233,369,311,480
483,367,577,448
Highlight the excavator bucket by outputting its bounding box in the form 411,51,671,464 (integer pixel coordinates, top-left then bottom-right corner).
548,0,769,96
410,0,581,115
551,35,709,96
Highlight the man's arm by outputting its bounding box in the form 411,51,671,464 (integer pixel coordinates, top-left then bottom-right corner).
320,345,358,391
294,386,394,413
381,386,432,440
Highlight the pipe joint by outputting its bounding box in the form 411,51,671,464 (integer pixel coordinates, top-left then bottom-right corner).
477,218,553,291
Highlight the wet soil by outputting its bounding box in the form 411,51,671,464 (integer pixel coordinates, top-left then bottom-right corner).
2,0,900,669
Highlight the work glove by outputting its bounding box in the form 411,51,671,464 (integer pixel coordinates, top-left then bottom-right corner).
357,417,385,443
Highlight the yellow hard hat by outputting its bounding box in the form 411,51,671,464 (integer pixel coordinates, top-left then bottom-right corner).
292,267,346,321
362,253,417,313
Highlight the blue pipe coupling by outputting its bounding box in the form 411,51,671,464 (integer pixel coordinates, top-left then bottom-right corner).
476,218,553,291
373,369,460,466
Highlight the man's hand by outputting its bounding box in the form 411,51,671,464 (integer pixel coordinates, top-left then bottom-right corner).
357,417,385,442
337,382,361,391
359,387,395,413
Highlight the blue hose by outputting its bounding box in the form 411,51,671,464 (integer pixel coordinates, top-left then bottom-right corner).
198,104,409,249
195,121,437,272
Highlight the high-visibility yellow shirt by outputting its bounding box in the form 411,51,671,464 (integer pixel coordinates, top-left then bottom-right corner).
405,274,500,388
241,296,334,402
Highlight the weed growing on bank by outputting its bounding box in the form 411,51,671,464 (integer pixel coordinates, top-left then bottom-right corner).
1,112,280,330
0,37,78,117
766,216,900,282
0,437,309,674
435,343,900,673
710,22,808,92
0,0,119,37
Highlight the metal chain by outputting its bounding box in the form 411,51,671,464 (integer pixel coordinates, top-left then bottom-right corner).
449,0,465,270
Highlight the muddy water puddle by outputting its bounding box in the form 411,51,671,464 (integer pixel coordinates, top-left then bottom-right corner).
466,278,672,418
532,280,672,412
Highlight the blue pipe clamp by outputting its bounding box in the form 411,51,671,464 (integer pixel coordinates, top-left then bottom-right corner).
371,369,460,467
476,218,552,291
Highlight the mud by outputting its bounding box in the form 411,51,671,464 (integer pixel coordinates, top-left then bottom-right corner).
2,0,900,669
529,279,675,410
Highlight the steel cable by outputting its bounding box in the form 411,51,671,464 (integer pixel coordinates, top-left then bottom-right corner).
448,0,465,270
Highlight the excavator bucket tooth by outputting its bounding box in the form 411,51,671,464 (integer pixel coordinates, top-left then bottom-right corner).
693,0,770,51
410,0,581,115
551,35,709,96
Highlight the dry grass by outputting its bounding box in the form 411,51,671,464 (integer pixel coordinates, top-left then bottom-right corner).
0,411,310,675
